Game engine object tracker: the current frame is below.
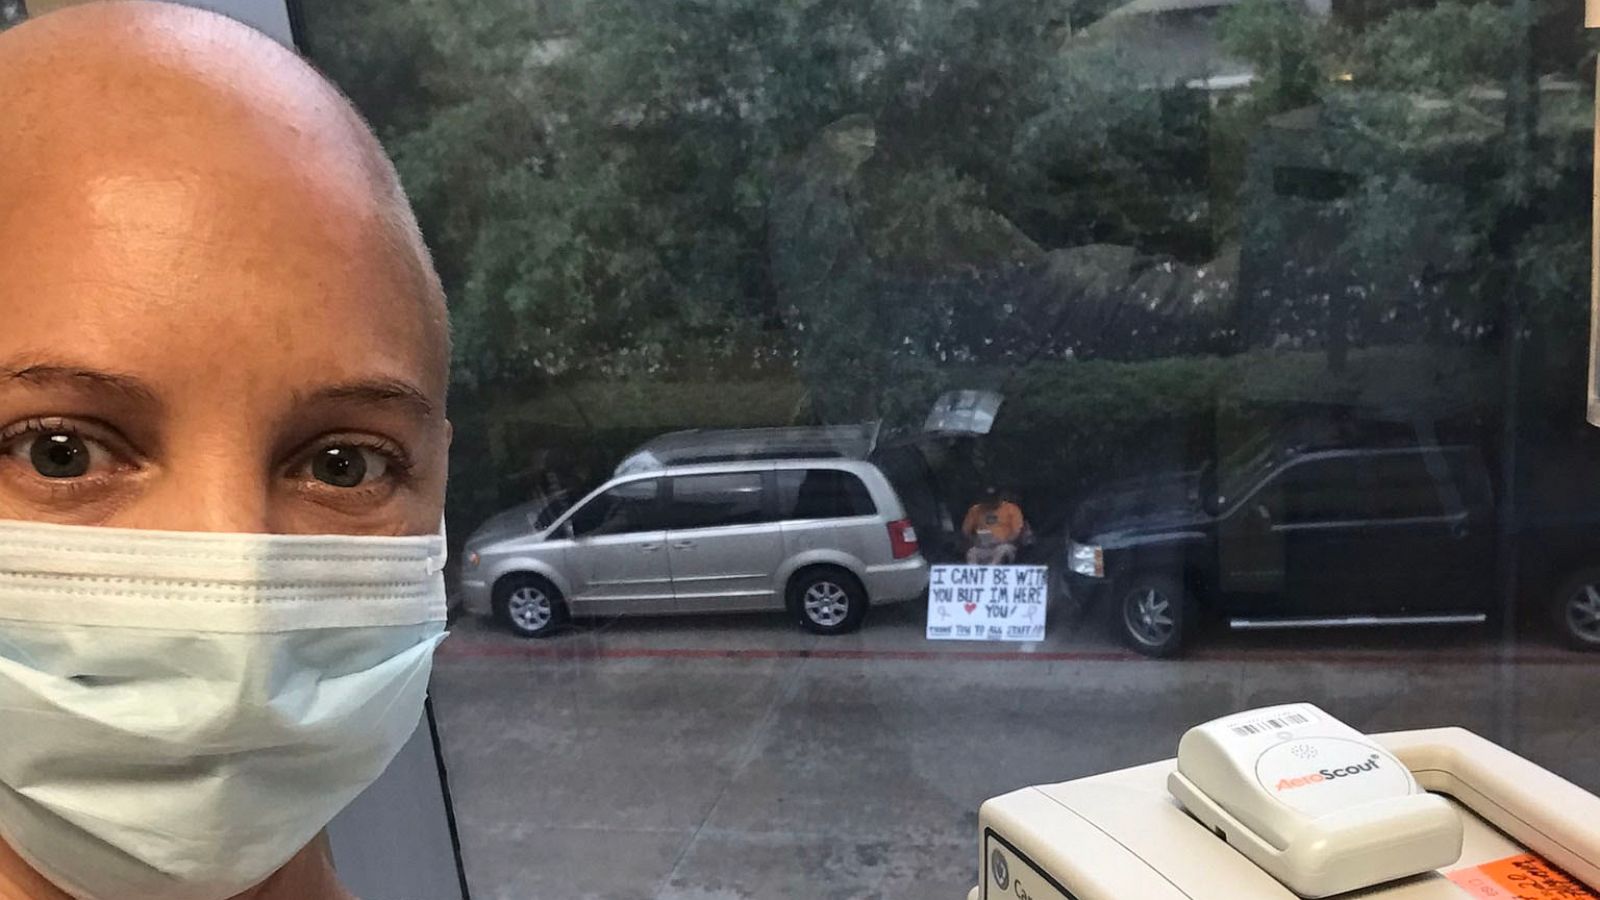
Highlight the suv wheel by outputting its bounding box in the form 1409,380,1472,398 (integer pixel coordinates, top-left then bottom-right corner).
789,567,867,635
1115,574,1192,658
1552,569,1600,651
494,574,567,639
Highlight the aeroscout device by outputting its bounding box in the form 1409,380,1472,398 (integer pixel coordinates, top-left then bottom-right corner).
967,703,1600,900
1167,703,1461,896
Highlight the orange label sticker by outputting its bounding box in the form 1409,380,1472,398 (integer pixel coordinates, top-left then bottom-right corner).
1447,854,1599,899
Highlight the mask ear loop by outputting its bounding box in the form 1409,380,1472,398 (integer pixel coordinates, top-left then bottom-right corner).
427,515,449,575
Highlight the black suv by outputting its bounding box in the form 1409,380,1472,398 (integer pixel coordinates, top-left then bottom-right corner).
1062,434,1600,656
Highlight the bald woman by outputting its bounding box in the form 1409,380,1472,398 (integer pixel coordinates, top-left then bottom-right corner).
0,3,451,899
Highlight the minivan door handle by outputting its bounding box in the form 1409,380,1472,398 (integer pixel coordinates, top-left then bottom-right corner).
671,540,696,550
639,543,663,552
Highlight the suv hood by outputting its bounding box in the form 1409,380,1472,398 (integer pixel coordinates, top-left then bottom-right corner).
1071,469,1213,542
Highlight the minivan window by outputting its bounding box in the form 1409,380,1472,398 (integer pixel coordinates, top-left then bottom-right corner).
776,469,877,520
532,493,573,531
566,479,664,538
667,472,767,530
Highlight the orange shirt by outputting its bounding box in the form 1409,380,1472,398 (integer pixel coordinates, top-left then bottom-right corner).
962,500,1025,543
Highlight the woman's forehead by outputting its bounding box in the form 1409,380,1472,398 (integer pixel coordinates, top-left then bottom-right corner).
0,166,447,414
0,1,449,410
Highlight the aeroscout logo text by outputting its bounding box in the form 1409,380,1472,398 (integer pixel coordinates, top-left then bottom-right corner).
1275,754,1384,791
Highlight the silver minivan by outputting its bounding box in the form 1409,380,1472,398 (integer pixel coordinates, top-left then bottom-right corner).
459,458,929,636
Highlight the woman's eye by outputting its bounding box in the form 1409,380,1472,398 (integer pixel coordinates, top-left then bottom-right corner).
3,430,118,480
29,433,92,478
308,444,390,488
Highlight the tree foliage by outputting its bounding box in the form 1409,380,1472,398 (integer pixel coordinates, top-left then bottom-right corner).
303,0,1592,413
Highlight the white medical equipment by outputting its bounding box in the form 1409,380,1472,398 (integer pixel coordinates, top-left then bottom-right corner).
1168,704,1463,897
966,704,1600,899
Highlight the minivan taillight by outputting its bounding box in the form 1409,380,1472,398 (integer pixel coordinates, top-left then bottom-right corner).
887,518,919,559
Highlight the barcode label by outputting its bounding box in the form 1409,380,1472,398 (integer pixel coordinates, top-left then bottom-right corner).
1230,711,1313,737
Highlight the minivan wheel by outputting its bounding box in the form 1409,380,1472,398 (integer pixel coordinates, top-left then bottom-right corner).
1552,568,1600,651
1115,574,1192,658
789,567,867,635
494,574,567,639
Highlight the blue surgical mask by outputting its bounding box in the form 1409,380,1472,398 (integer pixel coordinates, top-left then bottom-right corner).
0,518,448,900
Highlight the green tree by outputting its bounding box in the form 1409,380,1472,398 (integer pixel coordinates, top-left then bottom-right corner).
308,0,1089,398
1217,0,1586,377
304,0,1591,406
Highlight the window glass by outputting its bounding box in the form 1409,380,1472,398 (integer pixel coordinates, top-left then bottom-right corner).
1278,456,1368,523
1275,450,1454,523
297,0,1600,895
566,478,662,537
667,472,768,529
1365,451,1449,519
1444,448,1495,510
776,468,878,520
531,491,573,530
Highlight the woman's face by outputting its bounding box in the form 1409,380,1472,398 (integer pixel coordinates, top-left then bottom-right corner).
0,131,450,536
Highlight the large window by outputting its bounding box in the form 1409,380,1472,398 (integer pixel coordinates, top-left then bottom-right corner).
666,472,768,529
300,0,1600,896
566,478,662,537
775,468,878,520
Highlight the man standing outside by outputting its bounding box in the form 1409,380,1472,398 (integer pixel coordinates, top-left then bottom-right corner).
962,486,1028,564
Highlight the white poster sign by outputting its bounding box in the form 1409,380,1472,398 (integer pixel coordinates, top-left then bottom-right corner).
926,564,1049,642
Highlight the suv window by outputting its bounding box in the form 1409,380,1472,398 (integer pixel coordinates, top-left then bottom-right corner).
1275,456,1367,523
1272,452,1447,524
775,469,877,520
1366,452,1448,518
1443,448,1493,509
667,472,768,530
567,479,664,537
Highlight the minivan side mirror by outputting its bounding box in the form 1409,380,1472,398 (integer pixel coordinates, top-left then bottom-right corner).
557,521,575,540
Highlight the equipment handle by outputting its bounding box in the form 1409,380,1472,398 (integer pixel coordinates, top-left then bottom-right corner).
1380,727,1600,889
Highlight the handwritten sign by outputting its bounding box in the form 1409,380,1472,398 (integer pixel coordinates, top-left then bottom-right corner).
1447,853,1599,899
926,564,1049,642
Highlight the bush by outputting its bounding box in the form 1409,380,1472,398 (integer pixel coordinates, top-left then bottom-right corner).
445,346,1497,545
447,378,811,537
963,346,1496,532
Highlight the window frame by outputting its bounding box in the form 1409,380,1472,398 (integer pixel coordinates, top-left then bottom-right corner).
560,476,669,539
662,469,775,531
1252,449,1467,527
773,466,879,522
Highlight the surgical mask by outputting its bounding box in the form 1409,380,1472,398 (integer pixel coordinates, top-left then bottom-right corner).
0,518,448,900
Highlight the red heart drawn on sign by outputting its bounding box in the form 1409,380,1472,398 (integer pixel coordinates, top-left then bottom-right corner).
963,603,978,614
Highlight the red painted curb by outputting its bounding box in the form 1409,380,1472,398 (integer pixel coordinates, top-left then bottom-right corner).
434,639,1595,668
435,642,1142,663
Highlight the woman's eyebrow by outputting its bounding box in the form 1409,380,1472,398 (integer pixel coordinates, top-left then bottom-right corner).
297,379,438,419
0,359,163,408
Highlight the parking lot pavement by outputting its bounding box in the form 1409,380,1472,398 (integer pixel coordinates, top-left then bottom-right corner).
430,604,1600,900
